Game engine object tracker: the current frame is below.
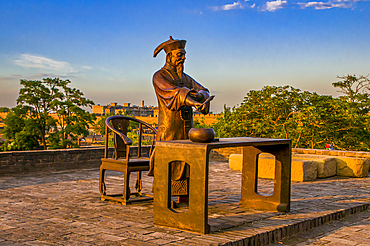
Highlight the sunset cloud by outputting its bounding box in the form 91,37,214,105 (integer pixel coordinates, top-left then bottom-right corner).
14,54,76,73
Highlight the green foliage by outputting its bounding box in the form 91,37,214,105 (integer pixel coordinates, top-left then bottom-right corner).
1,106,40,151
193,117,212,128
16,78,60,149
93,110,131,136
94,110,152,147
0,107,9,112
332,74,370,102
48,79,96,149
2,78,95,150
213,83,370,151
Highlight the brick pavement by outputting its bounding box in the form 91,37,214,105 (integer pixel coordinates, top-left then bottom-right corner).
270,209,370,245
1,161,370,245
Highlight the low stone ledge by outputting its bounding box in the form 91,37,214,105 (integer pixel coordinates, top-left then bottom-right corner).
229,154,318,182
293,154,337,178
229,152,369,181
336,157,370,178
210,146,370,163
293,154,370,178
291,160,317,182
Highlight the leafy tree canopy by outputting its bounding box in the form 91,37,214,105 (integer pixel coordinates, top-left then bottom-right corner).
213,79,370,151
0,107,9,113
2,78,95,151
1,106,40,151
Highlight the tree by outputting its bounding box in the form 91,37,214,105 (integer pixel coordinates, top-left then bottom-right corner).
16,78,61,149
93,110,131,136
193,117,212,129
332,74,370,102
4,78,95,150
213,85,302,140
93,110,155,147
48,80,96,149
0,107,9,113
1,106,40,151
212,84,370,151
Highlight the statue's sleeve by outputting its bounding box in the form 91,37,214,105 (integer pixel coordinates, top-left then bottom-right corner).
153,71,192,111
186,74,211,114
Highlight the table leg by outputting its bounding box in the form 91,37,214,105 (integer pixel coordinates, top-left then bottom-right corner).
239,144,291,212
153,145,210,234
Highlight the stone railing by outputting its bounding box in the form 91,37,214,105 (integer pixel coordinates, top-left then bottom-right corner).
2,145,370,179
0,146,151,176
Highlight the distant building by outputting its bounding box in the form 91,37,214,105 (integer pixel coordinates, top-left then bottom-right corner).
92,101,157,117
0,112,6,130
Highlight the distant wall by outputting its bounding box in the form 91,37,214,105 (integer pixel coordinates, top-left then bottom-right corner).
2,145,369,176
0,146,150,176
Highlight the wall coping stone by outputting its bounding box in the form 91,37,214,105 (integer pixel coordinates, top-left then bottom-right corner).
293,148,370,158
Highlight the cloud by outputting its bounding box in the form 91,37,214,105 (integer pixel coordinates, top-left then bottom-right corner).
299,1,346,9
209,0,366,12
0,74,22,80
14,54,77,73
98,66,109,72
264,0,288,11
32,73,76,79
224,1,244,10
211,1,255,11
298,0,369,9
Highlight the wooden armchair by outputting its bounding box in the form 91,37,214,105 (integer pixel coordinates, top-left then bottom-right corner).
99,115,157,205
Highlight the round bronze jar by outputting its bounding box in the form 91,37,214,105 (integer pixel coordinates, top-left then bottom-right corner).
188,128,215,143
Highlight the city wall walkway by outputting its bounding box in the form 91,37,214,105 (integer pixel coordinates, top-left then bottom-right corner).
1,161,370,245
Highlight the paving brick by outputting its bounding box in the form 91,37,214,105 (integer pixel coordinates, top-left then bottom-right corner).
2,163,370,245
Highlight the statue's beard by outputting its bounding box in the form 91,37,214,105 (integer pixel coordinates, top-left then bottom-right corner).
176,63,184,78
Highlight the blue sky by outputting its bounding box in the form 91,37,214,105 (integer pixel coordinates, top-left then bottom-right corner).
0,0,369,113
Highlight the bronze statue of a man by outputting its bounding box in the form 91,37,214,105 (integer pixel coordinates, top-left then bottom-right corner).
152,36,211,140
149,37,212,203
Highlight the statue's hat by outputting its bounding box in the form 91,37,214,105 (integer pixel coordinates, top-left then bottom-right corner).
153,36,186,58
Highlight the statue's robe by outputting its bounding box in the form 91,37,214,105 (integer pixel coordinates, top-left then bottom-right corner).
148,64,209,182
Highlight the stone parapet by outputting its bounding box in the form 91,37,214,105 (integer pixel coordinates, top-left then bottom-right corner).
0,146,150,176
2,145,370,179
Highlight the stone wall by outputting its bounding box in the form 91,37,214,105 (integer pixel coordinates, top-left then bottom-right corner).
0,146,151,176
2,145,370,176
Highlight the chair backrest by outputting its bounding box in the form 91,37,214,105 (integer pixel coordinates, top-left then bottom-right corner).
111,118,130,159
104,115,157,161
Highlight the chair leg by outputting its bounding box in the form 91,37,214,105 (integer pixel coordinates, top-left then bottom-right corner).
99,168,106,196
123,171,131,202
135,171,143,194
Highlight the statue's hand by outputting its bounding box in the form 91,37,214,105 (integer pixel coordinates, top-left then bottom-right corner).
189,91,204,102
195,102,206,112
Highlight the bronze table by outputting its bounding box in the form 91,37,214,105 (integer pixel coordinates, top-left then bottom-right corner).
153,137,292,234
